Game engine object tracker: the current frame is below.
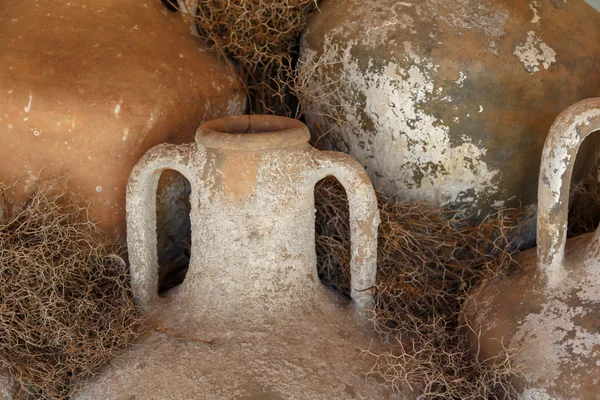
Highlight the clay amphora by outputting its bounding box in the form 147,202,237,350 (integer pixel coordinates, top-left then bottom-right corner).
464,98,600,399
300,0,600,247
74,116,403,399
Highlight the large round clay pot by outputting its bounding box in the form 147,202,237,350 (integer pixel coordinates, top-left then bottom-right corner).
464,99,600,399
73,116,405,399
0,0,245,241
300,0,600,246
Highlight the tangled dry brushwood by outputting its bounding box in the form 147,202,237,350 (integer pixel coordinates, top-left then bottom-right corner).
315,177,523,399
168,0,319,114
0,180,142,399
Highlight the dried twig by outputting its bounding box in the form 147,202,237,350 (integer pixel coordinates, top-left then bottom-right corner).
146,321,217,346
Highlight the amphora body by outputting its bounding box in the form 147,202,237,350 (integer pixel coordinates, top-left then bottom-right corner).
465,99,600,399
75,116,403,399
300,0,600,247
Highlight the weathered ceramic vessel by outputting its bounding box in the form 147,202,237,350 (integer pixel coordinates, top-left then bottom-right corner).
0,371,13,400
74,115,404,399
464,98,600,399
587,0,600,12
300,0,600,246
0,0,244,241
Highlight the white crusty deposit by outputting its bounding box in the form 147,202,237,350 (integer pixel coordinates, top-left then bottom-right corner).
514,30,557,74
302,37,499,210
298,0,522,213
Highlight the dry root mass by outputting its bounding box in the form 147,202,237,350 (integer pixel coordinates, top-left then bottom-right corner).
169,0,319,115
315,177,523,399
0,180,142,400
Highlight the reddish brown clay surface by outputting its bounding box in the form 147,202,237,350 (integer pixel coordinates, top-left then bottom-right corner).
464,99,600,399
465,233,600,399
0,0,244,239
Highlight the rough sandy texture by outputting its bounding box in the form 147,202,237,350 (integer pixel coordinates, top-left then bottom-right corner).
74,296,400,400
0,371,14,400
125,115,379,320
73,115,399,399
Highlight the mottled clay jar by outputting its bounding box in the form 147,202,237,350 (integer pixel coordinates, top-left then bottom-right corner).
73,116,404,399
464,99,600,399
300,0,600,246
0,0,244,240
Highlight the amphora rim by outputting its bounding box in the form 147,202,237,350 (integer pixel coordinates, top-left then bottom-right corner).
196,115,310,150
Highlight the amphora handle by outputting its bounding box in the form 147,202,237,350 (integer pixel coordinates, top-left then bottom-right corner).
537,98,600,286
126,142,198,313
312,151,380,321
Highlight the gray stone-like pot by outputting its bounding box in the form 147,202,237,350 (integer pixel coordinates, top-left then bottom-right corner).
300,0,600,246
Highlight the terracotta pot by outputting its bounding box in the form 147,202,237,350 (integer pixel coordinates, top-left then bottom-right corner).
0,0,245,241
464,98,600,399
73,115,403,399
300,0,600,246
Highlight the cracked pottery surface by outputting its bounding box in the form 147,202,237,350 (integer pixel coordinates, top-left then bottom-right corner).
0,0,245,243
465,98,600,399
74,115,406,399
300,0,600,247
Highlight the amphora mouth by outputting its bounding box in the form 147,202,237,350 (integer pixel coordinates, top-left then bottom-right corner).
196,115,310,150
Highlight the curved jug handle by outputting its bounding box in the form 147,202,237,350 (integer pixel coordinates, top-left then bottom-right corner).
126,142,198,313
312,151,380,321
537,98,600,287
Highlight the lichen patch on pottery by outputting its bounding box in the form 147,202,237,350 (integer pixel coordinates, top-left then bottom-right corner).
514,30,557,74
